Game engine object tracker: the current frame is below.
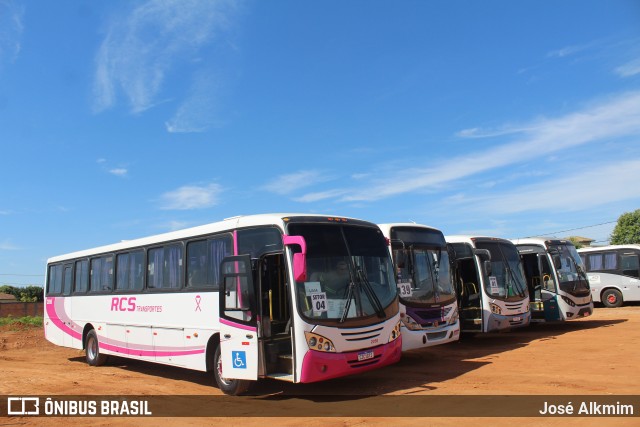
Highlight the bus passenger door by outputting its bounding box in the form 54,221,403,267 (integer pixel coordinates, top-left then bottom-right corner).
539,255,561,321
219,255,259,381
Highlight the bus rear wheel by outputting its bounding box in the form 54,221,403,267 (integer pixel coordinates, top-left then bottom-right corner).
602,289,623,308
85,329,108,366
213,346,250,395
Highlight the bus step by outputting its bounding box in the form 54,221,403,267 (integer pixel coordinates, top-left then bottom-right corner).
265,372,294,382
277,354,293,375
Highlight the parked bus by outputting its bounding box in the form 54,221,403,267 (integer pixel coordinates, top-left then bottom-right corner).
512,238,593,321
577,245,640,308
378,224,460,350
446,236,530,333
44,214,402,395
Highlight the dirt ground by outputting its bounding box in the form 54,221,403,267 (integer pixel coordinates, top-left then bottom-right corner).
1,305,639,426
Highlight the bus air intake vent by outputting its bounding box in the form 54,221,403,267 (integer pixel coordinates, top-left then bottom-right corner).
340,327,384,342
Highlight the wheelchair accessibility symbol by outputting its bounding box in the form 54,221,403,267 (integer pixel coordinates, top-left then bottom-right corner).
232,351,247,369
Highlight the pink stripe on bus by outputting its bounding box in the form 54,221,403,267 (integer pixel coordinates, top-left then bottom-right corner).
220,317,257,332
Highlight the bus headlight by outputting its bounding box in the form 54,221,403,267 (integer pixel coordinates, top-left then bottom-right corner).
389,321,401,342
561,295,576,307
490,303,502,315
448,307,459,325
304,332,336,352
400,314,422,331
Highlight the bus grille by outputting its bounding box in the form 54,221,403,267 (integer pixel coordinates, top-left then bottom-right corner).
504,302,525,311
340,327,384,342
426,331,448,341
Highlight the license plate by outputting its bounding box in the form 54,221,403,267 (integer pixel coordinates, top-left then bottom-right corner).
513,317,522,322
357,350,374,361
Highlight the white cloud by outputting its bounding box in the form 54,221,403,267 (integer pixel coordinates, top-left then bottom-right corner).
315,90,640,202
109,168,128,177
159,183,223,210
0,239,19,250
294,189,349,203
165,70,224,133
615,58,640,78
447,159,640,215
263,170,333,195
93,0,238,117
0,1,24,65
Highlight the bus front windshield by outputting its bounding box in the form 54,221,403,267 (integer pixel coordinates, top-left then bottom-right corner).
287,223,397,324
549,244,591,297
393,246,456,306
475,241,528,302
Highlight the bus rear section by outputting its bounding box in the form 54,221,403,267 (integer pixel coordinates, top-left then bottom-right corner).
513,238,593,321
446,236,530,333
578,245,640,308
378,223,459,351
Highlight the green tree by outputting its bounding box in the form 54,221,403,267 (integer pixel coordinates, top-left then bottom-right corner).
567,237,584,249
610,209,640,244
19,286,44,302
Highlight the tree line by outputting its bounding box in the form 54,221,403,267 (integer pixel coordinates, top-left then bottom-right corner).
0,285,44,302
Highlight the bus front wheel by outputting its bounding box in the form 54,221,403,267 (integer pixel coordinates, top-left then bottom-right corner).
213,346,250,395
602,289,623,308
85,329,108,366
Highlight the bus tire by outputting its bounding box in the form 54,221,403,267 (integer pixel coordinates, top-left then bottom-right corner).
601,289,623,308
85,329,108,366
213,346,250,395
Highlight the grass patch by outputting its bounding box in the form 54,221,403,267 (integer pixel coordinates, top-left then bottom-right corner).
0,315,43,327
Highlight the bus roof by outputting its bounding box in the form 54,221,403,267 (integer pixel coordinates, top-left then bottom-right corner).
47,213,373,264
377,223,442,234
511,237,575,248
577,244,640,253
445,235,514,246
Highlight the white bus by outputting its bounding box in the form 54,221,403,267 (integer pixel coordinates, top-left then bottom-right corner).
446,236,530,333
44,214,402,395
512,238,593,321
577,245,640,308
378,224,459,350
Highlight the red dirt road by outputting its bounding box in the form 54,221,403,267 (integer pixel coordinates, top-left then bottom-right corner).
1,306,639,426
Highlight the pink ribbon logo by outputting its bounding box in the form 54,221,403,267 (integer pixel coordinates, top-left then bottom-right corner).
195,295,202,312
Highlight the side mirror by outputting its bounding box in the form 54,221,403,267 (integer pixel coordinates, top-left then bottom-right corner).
283,235,307,282
552,255,562,270
483,260,492,276
474,249,491,261
395,251,406,269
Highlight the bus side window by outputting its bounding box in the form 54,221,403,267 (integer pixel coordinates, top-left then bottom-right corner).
622,254,640,278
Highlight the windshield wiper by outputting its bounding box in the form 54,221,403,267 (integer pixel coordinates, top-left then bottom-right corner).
356,267,386,318
566,255,588,292
340,280,356,323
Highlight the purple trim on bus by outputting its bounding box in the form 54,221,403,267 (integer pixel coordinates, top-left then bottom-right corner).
404,305,445,325
299,338,401,383
220,317,257,332
46,297,205,357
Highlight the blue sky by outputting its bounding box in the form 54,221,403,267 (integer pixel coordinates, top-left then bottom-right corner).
1,0,640,287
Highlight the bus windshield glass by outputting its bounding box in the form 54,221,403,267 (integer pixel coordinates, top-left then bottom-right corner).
549,243,591,297
391,228,456,306
287,223,397,324
475,241,528,302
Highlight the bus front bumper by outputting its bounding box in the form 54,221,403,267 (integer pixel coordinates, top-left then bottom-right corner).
299,338,402,383
486,312,531,332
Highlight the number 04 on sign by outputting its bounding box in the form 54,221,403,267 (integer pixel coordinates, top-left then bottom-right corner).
311,292,328,315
